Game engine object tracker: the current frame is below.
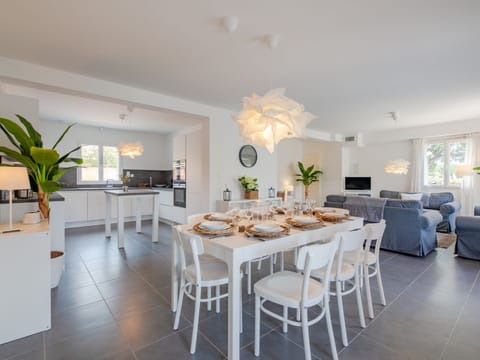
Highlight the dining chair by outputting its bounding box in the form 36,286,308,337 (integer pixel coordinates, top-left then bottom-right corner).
361,220,387,318
172,225,243,354
254,240,339,360
311,228,366,347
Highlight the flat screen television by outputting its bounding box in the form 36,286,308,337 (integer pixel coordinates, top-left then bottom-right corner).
345,177,371,191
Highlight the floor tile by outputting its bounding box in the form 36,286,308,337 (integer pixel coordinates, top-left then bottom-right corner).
0,333,43,359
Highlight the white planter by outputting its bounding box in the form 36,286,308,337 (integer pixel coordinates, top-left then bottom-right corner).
50,251,64,288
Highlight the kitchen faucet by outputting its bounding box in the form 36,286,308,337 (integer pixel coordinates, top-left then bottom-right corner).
106,179,114,188
149,176,152,188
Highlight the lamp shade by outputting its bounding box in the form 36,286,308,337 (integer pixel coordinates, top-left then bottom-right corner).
455,164,473,177
384,159,410,175
0,167,30,190
118,142,144,159
233,88,316,153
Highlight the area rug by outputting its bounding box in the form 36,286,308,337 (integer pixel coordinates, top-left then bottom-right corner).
437,232,457,249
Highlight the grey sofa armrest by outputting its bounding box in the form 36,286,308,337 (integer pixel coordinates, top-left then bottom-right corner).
440,201,460,216
475,206,480,216
421,211,442,229
456,216,480,231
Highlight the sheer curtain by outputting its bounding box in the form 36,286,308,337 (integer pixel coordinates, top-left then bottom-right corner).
410,138,424,192
463,134,480,216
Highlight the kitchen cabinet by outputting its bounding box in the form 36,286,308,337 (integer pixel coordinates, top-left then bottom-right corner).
58,191,87,222
172,134,186,160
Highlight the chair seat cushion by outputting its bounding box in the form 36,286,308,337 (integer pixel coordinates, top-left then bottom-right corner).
254,271,325,308
185,260,229,285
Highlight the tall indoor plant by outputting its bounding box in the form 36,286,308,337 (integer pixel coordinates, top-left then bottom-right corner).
295,161,323,200
0,115,83,219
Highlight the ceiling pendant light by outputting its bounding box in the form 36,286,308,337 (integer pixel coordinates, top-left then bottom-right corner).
384,159,410,174
117,107,144,159
233,88,315,153
233,34,315,153
118,142,144,159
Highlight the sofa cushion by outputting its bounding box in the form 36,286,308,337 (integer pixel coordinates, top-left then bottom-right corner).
326,194,346,203
428,192,454,210
385,199,423,209
400,193,423,201
379,190,401,199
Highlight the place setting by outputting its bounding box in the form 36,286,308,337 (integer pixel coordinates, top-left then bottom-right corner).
285,215,325,229
244,222,290,240
192,220,235,238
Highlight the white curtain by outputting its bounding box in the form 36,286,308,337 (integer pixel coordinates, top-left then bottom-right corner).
463,134,480,216
410,138,424,192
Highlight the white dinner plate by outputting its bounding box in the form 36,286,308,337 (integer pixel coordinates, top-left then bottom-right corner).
253,223,283,233
209,213,232,221
293,216,319,224
200,221,229,231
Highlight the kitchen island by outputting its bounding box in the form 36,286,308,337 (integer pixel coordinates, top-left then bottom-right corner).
104,189,159,248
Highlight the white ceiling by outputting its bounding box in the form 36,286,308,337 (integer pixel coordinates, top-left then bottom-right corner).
0,0,479,135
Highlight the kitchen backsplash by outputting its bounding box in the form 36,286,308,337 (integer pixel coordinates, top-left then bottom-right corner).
59,168,172,187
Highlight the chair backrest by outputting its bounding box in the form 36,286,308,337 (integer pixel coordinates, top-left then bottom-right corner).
364,220,386,260
336,227,367,272
297,239,339,304
187,213,209,225
173,225,205,283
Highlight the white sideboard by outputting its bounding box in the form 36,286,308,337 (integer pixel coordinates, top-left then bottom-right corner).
0,221,51,344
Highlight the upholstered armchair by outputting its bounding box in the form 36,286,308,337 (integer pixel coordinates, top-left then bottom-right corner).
454,206,480,260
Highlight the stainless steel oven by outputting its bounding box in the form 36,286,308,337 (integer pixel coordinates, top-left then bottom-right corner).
173,159,186,207
173,187,186,208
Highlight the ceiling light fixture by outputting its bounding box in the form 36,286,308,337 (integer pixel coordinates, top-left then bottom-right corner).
384,159,410,175
118,107,144,159
233,34,315,153
221,16,239,33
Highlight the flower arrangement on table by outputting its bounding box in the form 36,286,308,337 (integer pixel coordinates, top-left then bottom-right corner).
238,176,258,199
120,173,132,191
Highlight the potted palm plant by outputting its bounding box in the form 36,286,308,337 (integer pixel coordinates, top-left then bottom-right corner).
238,176,258,199
0,115,83,287
295,161,323,200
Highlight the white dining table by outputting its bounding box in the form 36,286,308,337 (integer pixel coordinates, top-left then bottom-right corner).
172,215,364,360
104,189,159,248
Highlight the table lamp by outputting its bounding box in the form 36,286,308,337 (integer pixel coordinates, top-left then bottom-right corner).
0,166,31,233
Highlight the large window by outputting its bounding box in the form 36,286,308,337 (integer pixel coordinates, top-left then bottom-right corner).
78,145,120,183
424,138,466,187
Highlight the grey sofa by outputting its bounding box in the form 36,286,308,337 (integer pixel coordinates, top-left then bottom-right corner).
379,190,460,233
455,206,480,260
325,194,443,256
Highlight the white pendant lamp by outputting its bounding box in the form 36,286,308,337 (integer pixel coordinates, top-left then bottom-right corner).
118,142,144,159
233,88,316,153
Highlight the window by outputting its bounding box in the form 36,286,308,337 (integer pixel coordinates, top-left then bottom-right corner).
424,138,466,187
78,145,120,183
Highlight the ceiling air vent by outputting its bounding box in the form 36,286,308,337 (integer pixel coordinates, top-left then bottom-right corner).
344,136,356,142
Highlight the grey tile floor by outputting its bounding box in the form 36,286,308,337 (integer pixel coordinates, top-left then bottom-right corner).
2,222,480,359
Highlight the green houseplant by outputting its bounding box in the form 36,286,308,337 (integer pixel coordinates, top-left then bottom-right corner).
238,176,258,199
295,161,323,200
0,115,83,220
474,166,480,174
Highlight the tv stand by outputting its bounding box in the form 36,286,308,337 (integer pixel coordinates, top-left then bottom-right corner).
343,190,372,197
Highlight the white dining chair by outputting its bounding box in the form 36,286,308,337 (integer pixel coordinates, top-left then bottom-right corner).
311,228,366,347
172,225,242,354
361,220,387,318
254,240,339,360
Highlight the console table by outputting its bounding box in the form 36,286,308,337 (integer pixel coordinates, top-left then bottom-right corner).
216,197,282,212
104,189,159,248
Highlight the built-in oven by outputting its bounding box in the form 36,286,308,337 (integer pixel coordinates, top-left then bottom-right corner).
173,159,186,207
173,187,186,208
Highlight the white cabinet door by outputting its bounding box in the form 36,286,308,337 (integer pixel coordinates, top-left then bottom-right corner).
57,191,88,222
158,190,174,206
87,191,107,221
172,134,186,160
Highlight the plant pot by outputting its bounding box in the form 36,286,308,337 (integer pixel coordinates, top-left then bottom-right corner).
244,190,258,200
51,251,65,288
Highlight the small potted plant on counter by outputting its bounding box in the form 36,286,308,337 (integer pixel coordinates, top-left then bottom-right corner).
238,176,258,199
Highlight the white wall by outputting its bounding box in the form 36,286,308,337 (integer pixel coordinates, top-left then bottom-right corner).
344,140,412,197
0,94,39,146
277,139,303,199
39,120,172,170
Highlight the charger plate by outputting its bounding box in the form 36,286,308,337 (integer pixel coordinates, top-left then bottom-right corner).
193,222,235,236
245,224,289,238
204,213,233,223
318,213,348,223
286,217,324,228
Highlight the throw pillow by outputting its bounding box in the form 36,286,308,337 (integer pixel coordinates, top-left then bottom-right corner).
400,193,423,201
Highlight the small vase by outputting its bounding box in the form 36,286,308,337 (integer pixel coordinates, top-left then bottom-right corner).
123,185,128,192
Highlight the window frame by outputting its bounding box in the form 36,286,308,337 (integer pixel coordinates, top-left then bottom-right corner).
423,137,466,188
77,144,122,185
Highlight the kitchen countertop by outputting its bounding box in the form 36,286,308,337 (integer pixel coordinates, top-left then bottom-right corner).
104,189,160,196
0,193,65,204
60,186,173,191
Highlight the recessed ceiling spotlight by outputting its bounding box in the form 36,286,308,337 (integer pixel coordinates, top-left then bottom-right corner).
264,34,280,49
221,16,239,33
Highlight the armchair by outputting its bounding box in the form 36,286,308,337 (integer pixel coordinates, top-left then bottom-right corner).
455,206,480,260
